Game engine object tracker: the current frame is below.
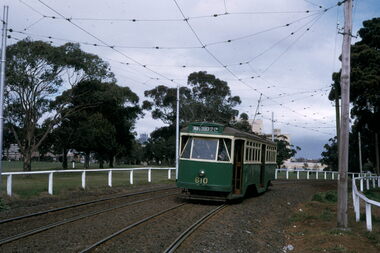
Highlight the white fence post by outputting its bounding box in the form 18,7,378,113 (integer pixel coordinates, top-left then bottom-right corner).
130,170,134,184
297,171,299,180
366,178,370,190
82,171,86,189
275,169,278,179
307,171,309,180
378,177,380,188
366,203,372,231
148,169,151,183
360,178,364,192
48,172,54,195
108,170,112,187
355,195,360,222
332,172,335,180
372,178,375,188
324,171,327,180
7,174,12,196
168,169,171,179
316,171,318,179
286,170,289,179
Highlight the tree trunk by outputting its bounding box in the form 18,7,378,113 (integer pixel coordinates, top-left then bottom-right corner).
84,152,90,169
62,148,68,169
22,151,32,171
109,155,114,168
375,132,380,175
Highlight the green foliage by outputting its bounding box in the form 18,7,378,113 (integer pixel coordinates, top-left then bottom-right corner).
0,198,9,211
55,79,141,168
274,135,300,167
5,39,114,171
327,18,380,173
312,191,337,203
143,71,241,164
321,137,338,171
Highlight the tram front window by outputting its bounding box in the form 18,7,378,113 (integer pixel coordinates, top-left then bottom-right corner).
191,138,218,160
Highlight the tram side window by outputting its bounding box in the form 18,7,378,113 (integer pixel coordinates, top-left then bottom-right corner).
191,138,218,160
181,137,193,159
217,138,231,161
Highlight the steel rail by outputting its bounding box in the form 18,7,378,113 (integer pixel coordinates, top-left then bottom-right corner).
0,193,177,246
163,204,227,253
0,186,176,224
80,203,187,253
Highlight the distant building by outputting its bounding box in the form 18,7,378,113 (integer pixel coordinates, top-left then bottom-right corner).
282,161,327,171
4,144,22,160
251,119,263,134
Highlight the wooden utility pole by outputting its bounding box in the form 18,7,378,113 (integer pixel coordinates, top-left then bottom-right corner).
0,6,9,196
337,0,352,229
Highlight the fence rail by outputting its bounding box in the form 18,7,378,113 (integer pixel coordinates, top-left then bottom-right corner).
352,175,380,231
275,168,373,180
2,167,175,196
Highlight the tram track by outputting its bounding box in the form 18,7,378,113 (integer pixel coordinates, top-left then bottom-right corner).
80,203,227,253
0,186,176,225
0,191,177,246
163,204,227,253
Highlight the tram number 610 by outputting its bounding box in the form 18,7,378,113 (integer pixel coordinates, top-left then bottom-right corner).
195,177,208,184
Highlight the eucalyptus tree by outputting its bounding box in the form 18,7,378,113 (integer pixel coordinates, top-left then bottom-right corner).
5,39,114,171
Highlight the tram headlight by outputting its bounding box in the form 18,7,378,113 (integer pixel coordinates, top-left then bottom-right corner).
199,170,205,177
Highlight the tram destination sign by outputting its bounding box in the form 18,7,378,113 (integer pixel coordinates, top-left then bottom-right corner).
188,124,224,134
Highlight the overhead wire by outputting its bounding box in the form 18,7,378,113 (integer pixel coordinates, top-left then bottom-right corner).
171,0,342,126
37,0,180,88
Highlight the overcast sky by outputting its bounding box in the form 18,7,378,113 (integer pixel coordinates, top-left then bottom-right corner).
2,0,380,158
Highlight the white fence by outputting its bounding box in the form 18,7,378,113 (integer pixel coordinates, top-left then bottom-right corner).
275,168,370,180
352,175,380,231
2,167,175,196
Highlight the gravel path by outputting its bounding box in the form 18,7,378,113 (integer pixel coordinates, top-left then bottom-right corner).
0,180,336,252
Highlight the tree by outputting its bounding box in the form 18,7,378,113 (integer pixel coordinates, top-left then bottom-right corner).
143,71,241,164
234,113,252,133
57,79,141,169
5,39,114,171
321,137,338,171
327,18,380,174
274,135,301,167
143,71,241,125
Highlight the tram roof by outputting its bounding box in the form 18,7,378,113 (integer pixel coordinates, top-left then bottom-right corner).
181,122,276,145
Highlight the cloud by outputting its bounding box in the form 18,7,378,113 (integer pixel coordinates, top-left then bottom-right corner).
4,0,379,158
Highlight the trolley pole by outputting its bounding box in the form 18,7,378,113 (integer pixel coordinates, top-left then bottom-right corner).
337,0,352,229
175,85,180,180
0,6,9,196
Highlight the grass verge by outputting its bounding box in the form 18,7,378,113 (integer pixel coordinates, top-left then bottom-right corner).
285,190,380,252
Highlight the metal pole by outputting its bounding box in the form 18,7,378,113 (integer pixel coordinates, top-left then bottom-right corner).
358,132,362,174
337,0,352,229
271,112,274,141
175,85,180,180
0,6,9,195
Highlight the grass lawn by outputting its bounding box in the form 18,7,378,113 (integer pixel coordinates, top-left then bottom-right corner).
285,190,380,252
1,161,175,199
364,188,380,202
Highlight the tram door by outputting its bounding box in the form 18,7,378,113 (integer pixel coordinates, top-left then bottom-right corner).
233,140,244,194
260,144,266,186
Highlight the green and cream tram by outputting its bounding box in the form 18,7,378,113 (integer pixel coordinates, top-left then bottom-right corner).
177,122,277,201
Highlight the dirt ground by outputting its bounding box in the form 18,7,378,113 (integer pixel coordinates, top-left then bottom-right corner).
0,180,377,252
